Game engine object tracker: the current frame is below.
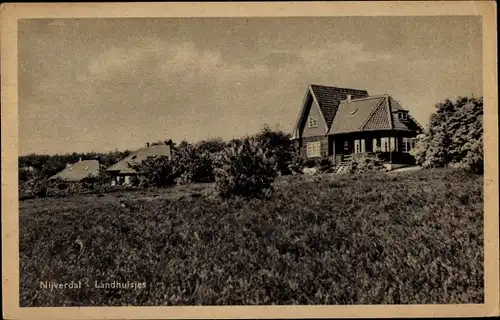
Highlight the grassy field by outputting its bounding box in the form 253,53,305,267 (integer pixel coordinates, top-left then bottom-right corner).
19,168,483,306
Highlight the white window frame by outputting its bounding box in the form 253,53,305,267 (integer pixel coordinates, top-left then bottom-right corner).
354,139,366,153
306,141,321,158
398,112,408,120
402,137,415,153
389,137,397,152
373,138,380,152
381,137,389,152
308,116,318,128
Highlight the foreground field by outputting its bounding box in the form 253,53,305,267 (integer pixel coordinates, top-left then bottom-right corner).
19,169,483,306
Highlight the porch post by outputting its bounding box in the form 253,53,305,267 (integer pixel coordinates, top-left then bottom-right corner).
389,134,393,164
332,139,336,165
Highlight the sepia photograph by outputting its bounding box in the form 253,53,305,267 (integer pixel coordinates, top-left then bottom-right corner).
2,2,499,319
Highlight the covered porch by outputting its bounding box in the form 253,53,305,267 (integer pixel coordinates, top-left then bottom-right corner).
328,130,417,165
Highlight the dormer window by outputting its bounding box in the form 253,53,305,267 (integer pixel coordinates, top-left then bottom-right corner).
397,111,408,120
308,116,318,128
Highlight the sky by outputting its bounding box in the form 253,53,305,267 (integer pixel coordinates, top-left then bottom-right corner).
18,16,482,155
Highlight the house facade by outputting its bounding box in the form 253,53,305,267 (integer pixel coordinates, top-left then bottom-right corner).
105,142,173,186
292,84,424,165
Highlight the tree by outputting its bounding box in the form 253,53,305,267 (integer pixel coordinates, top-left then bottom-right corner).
213,137,278,198
411,96,483,173
130,156,179,187
253,125,303,175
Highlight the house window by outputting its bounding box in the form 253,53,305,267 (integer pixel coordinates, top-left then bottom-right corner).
389,137,397,152
381,137,389,152
354,140,364,153
373,138,380,152
402,137,415,153
307,141,321,158
308,116,318,128
398,111,408,120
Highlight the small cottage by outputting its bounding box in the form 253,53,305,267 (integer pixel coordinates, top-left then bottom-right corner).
49,158,101,181
292,84,424,166
105,142,173,186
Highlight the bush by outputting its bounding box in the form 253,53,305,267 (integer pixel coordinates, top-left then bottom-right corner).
462,136,483,174
213,138,278,198
303,158,319,168
412,96,483,173
19,177,49,199
130,156,178,187
349,154,388,174
254,125,303,175
174,142,219,184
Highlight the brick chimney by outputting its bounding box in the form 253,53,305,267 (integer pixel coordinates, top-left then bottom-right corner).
146,142,150,147
347,94,352,103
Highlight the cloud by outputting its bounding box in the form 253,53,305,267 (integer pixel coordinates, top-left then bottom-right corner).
84,38,394,86
298,41,393,68
88,47,146,77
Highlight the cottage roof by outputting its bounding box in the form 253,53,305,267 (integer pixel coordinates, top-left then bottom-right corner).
49,160,100,181
105,144,172,174
292,84,369,139
328,94,422,134
309,84,369,127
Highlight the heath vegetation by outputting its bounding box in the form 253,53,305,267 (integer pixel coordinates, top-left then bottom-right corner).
18,96,484,306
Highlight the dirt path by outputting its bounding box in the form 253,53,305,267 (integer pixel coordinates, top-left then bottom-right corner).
389,166,423,173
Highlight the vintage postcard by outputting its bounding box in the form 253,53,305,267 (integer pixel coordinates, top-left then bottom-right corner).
1,1,499,319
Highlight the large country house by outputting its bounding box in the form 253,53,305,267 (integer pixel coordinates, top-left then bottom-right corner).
292,84,424,165
105,142,173,186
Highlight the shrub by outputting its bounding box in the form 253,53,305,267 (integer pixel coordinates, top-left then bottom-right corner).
462,136,483,174
19,177,49,199
349,154,387,174
303,158,319,168
196,138,227,154
213,138,278,198
412,96,483,173
174,143,218,184
130,156,178,188
254,125,303,175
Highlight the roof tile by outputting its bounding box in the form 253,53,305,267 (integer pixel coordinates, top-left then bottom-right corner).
329,95,414,134
329,96,386,134
309,84,369,128
362,98,393,130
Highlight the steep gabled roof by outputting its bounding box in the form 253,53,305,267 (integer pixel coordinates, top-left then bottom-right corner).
388,97,405,111
49,160,100,181
309,84,369,127
291,84,369,139
106,144,172,174
328,94,422,135
361,96,393,131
